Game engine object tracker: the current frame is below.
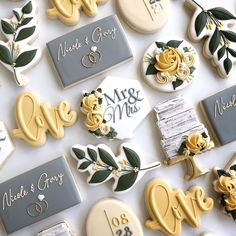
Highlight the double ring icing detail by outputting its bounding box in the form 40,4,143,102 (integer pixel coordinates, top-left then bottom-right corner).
81,46,102,68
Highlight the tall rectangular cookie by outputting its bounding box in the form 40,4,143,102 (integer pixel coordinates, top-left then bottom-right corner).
0,156,82,234
47,15,133,89
200,85,236,145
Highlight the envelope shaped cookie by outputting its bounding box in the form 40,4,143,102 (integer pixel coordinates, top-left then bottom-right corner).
86,198,143,236
80,76,151,140
47,15,133,89
0,156,82,234
0,122,14,167
185,0,236,78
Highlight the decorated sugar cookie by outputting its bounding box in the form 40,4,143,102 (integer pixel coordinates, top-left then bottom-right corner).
47,0,108,26
117,0,170,34
0,1,41,86
12,92,77,147
200,233,215,236
0,122,14,167
142,39,199,92
87,198,143,236
71,143,161,193
145,179,214,236
155,97,214,180
80,76,151,140
38,222,75,236
213,153,236,221
185,0,236,78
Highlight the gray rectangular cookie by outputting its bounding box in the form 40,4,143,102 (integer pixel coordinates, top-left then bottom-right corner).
200,85,236,145
47,15,133,89
0,156,82,234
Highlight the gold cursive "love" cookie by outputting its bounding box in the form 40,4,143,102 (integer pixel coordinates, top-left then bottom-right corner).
46,0,108,26
12,92,77,146
145,179,213,236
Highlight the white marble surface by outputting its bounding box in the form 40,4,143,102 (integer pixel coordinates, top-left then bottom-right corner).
0,0,235,235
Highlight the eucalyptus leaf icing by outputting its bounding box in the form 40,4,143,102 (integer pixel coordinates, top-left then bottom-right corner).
46,0,108,25
12,92,77,147
0,1,41,86
71,143,161,193
185,0,236,78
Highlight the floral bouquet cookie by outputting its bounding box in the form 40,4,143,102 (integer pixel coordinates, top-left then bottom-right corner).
142,39,199,92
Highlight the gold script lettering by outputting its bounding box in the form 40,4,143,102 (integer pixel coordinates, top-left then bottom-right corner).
38,172,64,191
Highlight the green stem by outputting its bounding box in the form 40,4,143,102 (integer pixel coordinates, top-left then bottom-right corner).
140,163,161,171
191,0,204,10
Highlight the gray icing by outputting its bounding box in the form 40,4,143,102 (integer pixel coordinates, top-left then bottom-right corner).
201,85,236,145
47,15,133,89
0,156,82,234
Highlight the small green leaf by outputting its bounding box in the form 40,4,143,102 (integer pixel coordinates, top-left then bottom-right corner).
202,132,208,138
172,79,184,90
72,148,85,160
13,10,21,21
15,49,37,67
217,169,230,177
166,40,183,48
155,42,166,49
146,64,158,75
209,28,221,55
22,1,33,14
189,66,196,74
227,48,236,57
230,165,236,171
78,161,91,170
114,172,138,192
209,7,236,20
20,17,33,26
195,11,208,37
221,30,236,42
123,146,141,168
230,210,236,221
224,57,232,75
0,45,13,65
217,46,226,60
98,148,118,169
177,142,186,155
15,26,35,42
1,20,15,34
89,170,111,184
87,147,97,162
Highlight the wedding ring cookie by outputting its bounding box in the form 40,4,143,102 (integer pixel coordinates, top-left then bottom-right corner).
145,179,214,236
12,92,77,146
117,0,170,34
185,0,236,78
86,198,143,236
0,1,41,86
47,0,108,26
71,143,160,193
142,39,199,92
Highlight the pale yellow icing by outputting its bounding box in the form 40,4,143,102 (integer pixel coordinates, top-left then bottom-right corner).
81,94,99,114
185,133,208,155
85,110,103,132
12,92,77,146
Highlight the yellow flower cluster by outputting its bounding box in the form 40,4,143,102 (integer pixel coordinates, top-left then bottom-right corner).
185,133,208,155
154,47,195,84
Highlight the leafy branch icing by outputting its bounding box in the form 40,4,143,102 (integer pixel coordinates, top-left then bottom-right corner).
0,1,41,86
144,40,196,90
71,144,161,193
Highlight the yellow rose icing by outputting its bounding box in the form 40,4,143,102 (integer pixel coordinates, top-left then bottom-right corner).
47,0,108,25
185,133,207,155
81,94,99,114
12,92,77,146
145,179,213,236
85,110,103,132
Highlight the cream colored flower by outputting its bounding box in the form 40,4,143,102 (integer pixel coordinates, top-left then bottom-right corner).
85,110,103,131
182,53,195,67
176,66,190,80
155,48,183,75
185,133,207,155
82,94,99,114
217,175,236,194
225,193,236,211
155,72,171,84
99,123,110,135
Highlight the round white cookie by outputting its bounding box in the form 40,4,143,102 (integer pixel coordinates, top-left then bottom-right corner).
117,0,170,34
86,198,143,236
142,39,199,92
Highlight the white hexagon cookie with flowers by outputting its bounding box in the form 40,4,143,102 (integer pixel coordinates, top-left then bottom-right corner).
142,39,199,92
80,76,151,140
213,153,236,221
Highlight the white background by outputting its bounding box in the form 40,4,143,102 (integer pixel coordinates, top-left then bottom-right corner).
0,0,236,235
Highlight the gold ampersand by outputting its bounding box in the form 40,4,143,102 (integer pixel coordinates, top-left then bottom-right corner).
145,179,213,236
12,92,77,147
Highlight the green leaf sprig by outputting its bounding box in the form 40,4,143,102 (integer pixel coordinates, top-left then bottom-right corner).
192,0,236,75
0,1,39,86
71,144,161,193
